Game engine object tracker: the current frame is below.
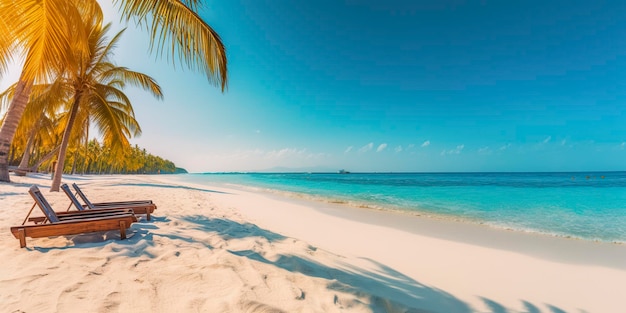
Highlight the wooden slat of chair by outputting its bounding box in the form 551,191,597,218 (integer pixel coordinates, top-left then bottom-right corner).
70,183,156,221
11,186,138,248
72,183,154,207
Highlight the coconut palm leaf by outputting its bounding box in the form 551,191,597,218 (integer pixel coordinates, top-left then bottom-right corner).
101,67,163,99
49,20,161,190
0,13,18,77
1,79,68,142
114,0,227,90
88,84,142,143
0,82,17,111
0,0,95,81
1,0,227,183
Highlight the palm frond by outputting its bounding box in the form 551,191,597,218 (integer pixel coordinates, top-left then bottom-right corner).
73,0,103,29
89,96,137,151
36,111,58,144
106,78,126,89
27,80,73,115
10,0,86,82
92,84,134,115
0,82,18,111
89,84,141,138
101,67,163,99
91,25,125,70
71,0,102,73
114,0,227,90
0,5,19,78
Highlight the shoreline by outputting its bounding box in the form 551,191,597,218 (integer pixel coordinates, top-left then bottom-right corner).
174,175,626,246
2,173,625,312
156,174,626,311
176,178,626,269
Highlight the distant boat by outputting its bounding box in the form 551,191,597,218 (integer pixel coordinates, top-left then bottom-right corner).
338,169,350,174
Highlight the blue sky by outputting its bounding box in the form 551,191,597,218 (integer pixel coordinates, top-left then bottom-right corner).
5,0,626,172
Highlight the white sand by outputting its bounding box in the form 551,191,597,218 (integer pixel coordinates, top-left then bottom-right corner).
1,173,624,312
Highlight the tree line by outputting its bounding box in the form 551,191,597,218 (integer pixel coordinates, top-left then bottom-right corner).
6,137,184,175
0,1,226,190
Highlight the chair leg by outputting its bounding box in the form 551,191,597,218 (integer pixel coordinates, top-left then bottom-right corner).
146,211,151,221
18,228,26,248
119,221,127,240
21,203,37,225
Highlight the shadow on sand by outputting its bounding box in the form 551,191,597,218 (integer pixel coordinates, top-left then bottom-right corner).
30,221,160,253
25,212,571,313
1,181,51,190
111,182,231,194
180,215,571,313
182,215,468,312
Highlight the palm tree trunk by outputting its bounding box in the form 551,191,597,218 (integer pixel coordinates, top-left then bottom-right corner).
81,130,89,175
50,92,82,191
9,145,16,166
15,127,37,176
30,145,60,172
71,150,78,174
0,77,33,182
18,134,35,168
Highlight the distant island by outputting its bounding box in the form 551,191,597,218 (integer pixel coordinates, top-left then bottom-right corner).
174,167,188,174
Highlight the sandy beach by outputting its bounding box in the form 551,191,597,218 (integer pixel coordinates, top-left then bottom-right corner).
1,173,625,313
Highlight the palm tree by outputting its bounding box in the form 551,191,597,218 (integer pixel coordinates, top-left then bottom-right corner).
83,139,102,174
1,80,66,174
48,15,163,191
15,111,57,175
0,1,92,181
0,0,227,182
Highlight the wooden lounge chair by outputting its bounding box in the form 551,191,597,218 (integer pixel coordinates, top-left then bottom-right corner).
70,183,157,221
10,186,137,248
72,183,154,206
24,184,131,224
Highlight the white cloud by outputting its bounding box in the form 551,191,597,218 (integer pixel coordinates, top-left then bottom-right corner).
421,140,431,147
543,136,552,144
377,143,388,152
255,130,261,134
226,147,329,162
265,148,307,159
620,142,626,150
224,149,265,160
306,152,330,159
441,144,464,156
344,146,353,153
407,144,415,150
204,147,330,172
499,143,511,151
358,142,374,153
478,146,491,155
395,145,403,153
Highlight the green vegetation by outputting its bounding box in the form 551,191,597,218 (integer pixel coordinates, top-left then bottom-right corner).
0,10,181,180
0,1,227,187
6,138,184,175
65,140,183,175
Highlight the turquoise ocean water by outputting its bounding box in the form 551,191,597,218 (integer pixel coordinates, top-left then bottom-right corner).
173,172,626,243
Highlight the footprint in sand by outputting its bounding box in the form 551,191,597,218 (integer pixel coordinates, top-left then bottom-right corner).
240,301,286,313
56,282,89,311
99,291,121,312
